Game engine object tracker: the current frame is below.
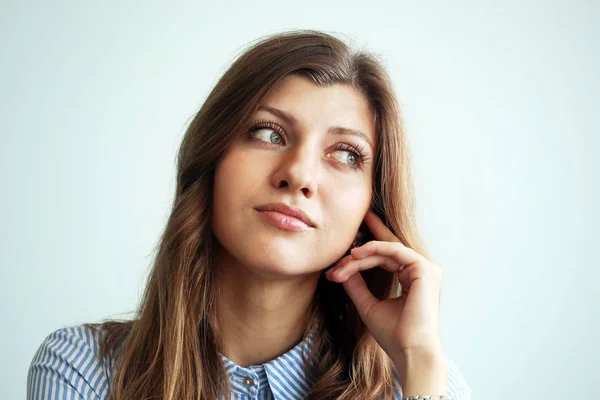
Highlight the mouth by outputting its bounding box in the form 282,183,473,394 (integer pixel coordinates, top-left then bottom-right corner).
255,203,315,232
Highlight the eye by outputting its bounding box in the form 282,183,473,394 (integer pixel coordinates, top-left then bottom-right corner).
253,128,284,145
328,143,367,170
247,120,286,145
331,150,358,167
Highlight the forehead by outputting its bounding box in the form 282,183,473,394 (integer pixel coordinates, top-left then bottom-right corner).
257,75,377,147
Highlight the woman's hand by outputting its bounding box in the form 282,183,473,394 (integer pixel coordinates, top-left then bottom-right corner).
325,210,445,369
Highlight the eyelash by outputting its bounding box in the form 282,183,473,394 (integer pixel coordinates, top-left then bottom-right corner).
246,119,370,170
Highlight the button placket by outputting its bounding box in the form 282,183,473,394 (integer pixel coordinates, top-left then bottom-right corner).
233,368,259,398
242,376,254,387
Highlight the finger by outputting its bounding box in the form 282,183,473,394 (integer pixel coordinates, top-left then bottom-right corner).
341,272,378,321
397,267,413,297
326,255,393,282
328,254,354,270
351,240,422,267
364,210,401,243
324,254,354,278
330,253,417,294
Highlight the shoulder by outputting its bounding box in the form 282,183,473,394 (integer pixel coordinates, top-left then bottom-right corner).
392,357,472,400
27,324,115,400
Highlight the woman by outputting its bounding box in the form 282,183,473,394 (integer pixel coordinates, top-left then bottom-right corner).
27,30,472,400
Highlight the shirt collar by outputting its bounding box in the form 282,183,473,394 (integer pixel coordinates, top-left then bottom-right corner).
220,331,316,399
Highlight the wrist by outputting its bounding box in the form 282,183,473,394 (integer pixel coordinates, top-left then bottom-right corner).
397,349,448,397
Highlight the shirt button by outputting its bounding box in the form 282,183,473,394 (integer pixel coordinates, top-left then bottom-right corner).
242,376,254,387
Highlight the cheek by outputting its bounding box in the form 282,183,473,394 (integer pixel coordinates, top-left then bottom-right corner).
212,149,266,226
214,149,253,199
330,175,372,208
212,152,244,231
323,179,372,230
218,146,269,181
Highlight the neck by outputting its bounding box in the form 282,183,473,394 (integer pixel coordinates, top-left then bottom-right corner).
215,248,320,367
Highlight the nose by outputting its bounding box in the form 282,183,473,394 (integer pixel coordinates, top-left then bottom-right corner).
270,144,318,198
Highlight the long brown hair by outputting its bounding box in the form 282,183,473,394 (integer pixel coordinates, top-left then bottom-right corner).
86,29,430,400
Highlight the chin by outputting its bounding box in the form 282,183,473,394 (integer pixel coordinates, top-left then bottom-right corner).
246,249,317,278
214,227,342,278
226,238,320,278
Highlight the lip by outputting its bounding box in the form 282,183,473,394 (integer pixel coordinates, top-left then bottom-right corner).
255,203,315,231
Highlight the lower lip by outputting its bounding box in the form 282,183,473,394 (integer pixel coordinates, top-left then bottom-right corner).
257,210,313,232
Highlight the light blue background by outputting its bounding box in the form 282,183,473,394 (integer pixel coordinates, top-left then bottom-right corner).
1,0,598,398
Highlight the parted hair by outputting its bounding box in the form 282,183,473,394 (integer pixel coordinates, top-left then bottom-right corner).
85,29,429,400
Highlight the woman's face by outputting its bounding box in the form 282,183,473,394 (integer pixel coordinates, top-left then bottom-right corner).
212,74,376,278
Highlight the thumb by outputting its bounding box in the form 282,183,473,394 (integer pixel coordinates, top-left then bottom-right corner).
342,272,378,322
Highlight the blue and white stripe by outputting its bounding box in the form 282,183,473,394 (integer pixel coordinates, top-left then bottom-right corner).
220,333,313,400
27,325,472,399
221,332,314,400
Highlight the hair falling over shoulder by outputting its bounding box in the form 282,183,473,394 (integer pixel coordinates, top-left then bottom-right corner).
84,29,430,400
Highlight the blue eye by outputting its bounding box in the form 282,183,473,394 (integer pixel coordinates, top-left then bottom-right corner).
253,128,283,145
247,120,286,145
246,119,368,171
331,150,358,167
329,142,366,170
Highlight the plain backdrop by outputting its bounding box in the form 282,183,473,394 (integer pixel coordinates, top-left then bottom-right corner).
1,0,598,398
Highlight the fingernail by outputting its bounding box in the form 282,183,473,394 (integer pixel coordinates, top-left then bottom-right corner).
334,265,344,274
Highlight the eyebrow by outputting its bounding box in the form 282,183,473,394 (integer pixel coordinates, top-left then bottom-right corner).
256,105,375,151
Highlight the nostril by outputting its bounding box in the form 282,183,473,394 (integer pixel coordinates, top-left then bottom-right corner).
278,180,289,188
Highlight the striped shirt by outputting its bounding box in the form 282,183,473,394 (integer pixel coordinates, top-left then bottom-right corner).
27,325,472,399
